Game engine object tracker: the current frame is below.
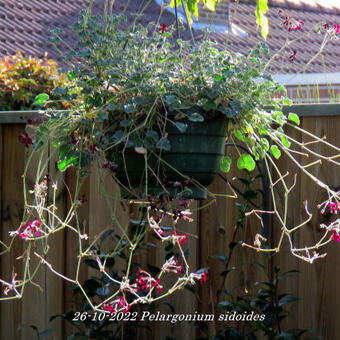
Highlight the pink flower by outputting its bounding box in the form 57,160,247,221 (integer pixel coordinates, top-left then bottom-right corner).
103,295,131,314
278,9,303,32
295,21,304,31
334,24,340,34
136,269,163,293
332,231,340,242
199,270,208,284
18,218,42,239
162,256,183,274
103,302,116,314
189,269,209,285
329,202,339,214
172,231,187,245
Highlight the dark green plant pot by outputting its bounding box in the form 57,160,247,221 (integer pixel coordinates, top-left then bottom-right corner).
110,115,228,199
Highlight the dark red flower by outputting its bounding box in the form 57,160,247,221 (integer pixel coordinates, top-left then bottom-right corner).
79,194,87,203
44,173,51,184
159,24,168,34
19,133,33,148
289,50,297,63
103,161,118,170
89,144,97,153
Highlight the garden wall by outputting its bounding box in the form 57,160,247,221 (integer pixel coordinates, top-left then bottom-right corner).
0,105,339,340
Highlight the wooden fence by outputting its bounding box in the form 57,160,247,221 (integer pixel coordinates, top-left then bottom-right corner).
0,105,339,340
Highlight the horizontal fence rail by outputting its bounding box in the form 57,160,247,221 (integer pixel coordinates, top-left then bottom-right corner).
1,104,340,124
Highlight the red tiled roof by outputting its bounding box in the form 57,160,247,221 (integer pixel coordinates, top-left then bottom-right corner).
0,0,195,65
197,0,340,73
0,0,339,74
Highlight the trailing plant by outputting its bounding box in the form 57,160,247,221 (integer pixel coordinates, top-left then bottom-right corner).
195,171,321,339
0,1,340,324
0,52,69,110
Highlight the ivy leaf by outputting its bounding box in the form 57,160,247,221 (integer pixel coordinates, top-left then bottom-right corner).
53,87,68,96
211,255,228,263
165,94,180,106
95,109,107,122
237,154,256,171
278,294,299,306
288,112,300,125
220,156,231,173
218,301,233,308
255,0,269,40
188,113,204,122
112,130,126,143
156,138,171,151
220,100,242,118
271,145,281,159
174,122,188,133
123,104,136,113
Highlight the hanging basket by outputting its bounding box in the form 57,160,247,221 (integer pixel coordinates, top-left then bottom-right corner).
110,115,228,199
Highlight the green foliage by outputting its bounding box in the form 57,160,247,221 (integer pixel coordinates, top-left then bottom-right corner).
0,52,69,110
255,0,269,40
168,0,270,41
237,154,256,171
33,11,288,174
220,156,232,173
288,113,300,125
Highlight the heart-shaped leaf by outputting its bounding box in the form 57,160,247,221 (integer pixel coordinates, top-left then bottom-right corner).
220,156,232,173
271,145,281,159
34,93,49,107
237,154,256,171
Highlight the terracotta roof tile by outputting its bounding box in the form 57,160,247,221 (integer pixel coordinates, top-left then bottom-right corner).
0,0,197,65
0,0,339,74
197,1,340,73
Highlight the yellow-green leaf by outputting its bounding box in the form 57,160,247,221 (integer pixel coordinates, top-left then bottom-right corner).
255,0,269,40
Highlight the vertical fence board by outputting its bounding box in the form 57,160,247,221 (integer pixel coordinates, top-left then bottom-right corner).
0,125,25,340
296,116,340,340
199,176,229,337
270,123,302,333
45,143,66,339
21,140,47,340
63,168,90,337
166,201,198,340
